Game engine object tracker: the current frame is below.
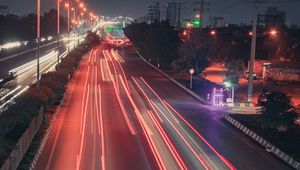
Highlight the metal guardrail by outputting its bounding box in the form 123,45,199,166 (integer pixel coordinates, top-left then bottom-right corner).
225,115,300,170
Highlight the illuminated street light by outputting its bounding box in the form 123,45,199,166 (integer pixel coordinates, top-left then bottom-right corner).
270,29,278,36
79,2,84,8
210,30,216,36
189,68,195,89
65,2,71,55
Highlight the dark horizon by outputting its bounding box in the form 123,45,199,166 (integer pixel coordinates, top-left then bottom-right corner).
1,0,300,25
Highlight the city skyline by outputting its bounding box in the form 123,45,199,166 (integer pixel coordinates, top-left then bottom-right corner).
1,0,300,25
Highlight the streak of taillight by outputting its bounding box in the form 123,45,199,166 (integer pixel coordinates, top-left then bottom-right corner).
119,77,166,170
77,85,90,170
103,49,136,135
98,85,106,170
163,101,236,170
148,110,188,170
131,77,163,123
95,66,101,135
80,65,91,134
115,57,130,94
106,50,119,93
150,100,210,170
140,76,235,169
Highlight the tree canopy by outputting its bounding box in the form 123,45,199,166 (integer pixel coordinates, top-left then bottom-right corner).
124,21,180,68
258,91,299,130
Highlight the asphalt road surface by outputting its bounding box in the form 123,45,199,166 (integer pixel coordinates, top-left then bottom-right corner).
35,43,292,170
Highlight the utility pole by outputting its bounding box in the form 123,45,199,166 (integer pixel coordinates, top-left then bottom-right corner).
247,2,258,102
194,0,210,28
176,2,184,29
246,0,269,102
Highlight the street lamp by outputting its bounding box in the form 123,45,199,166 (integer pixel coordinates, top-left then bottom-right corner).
57,0,61,68
247,21,279,102
65,2,71,55
36,0,41,89
247,3,258,103
210,30,216,36
189,68,195,89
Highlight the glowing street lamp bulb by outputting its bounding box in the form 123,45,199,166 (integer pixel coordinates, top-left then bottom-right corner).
79,3,84,8
210,30,216,36
270,29,278,36
189,68,195,74
65,3,70,8
249,31,253,36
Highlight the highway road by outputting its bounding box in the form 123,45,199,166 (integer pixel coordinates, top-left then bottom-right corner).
36,47,154,170
34,41,291,170
36,45,238,170
0,38,81,113
121,45,292,170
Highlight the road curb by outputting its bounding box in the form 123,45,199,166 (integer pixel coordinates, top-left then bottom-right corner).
224,115,300,170
134,48,207,104
28,88,68,170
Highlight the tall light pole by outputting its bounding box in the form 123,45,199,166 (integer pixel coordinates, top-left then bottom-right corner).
189,68,195,89
65,2,70,55
36,0,41,89
57,0,60,67
247,2,258,102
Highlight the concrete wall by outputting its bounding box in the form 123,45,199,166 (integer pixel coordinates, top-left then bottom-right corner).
1,107,44,170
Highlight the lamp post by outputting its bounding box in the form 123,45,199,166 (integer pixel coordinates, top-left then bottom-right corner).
247,2,258,103
247,3,278,103
189,68,195,89
36,0,41,89
57,0,60,67
65,2,70,55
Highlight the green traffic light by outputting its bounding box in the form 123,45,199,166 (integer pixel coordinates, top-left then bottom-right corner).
193,18,201,28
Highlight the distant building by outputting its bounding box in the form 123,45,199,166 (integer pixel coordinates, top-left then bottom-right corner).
0,5,8,16
147,2,160,24
166,2,177,27
258,7,286,28
210,17,226,28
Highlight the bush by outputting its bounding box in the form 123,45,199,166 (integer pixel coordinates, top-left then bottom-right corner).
258,90,299,131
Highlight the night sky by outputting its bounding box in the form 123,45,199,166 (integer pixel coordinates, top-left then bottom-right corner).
1,0,300,25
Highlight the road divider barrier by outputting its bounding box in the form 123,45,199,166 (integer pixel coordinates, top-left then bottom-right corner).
225,115,300,170
1,107,44,170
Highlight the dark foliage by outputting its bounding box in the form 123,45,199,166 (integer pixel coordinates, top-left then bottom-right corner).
258,90,299,130
0,9,67,44
124,21,180,68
